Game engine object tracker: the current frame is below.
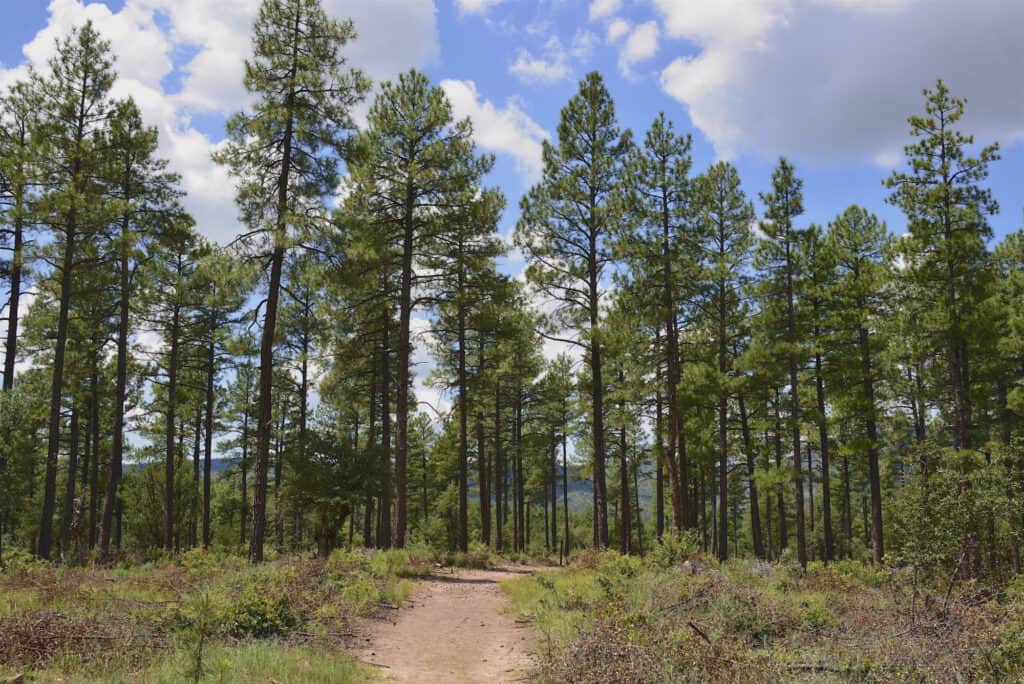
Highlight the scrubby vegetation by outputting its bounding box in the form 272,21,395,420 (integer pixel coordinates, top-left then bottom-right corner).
506,547,1024,683
0,548,433,682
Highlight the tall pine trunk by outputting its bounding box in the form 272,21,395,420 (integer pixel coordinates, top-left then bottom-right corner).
739,395,764,558
164,297,181,552
814,348,834,561
101,242,131,558
249,7,299,561
393,183,414,549
40,221,76,560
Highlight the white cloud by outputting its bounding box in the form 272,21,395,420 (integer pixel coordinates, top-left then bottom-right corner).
619,21,658,74
606,18,630,44
440,79,549,184
588,0,622,21
571,29,599,60
509,29,599,86
456,0,506,14
655,0,1024,163
509,37,572,84
2,0,441,243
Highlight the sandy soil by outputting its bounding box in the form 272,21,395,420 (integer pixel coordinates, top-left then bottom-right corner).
355,566,542,683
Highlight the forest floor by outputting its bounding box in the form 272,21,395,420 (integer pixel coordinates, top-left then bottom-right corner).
355,565,543,682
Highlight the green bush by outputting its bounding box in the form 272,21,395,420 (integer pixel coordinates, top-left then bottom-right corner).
648,531,702,568
227,586,297,638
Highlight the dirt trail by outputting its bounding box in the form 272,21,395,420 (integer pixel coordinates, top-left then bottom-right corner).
355,566,542,683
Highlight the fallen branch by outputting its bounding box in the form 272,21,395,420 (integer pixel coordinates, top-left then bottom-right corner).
942,548,968,617
688,621,712,646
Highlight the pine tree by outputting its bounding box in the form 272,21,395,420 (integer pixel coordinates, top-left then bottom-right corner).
515,72,631,548
695,161,755,561
886,80,999,451
346,70,489,548
99,98,186,558
617,112,693,534
754,158,809,569
424,182,504,552
32,22,118,560
799,225,837,562
215,0,368,562
827,206,891,563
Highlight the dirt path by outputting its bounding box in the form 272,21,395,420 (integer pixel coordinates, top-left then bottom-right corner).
355,566,541,683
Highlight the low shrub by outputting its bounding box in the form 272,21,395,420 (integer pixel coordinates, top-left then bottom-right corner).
226,586,297,639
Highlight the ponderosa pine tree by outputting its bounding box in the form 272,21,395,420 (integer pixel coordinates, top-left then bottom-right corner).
886,80,999,451
33,22,117,560
99,98,186,558
215,0,368,562
0,81,36,395
618,112,693,534
424,183,504,552
345,70,490,548
695,161,755,561
799,225,837,562
755,158,809,569
515,72,630,548
827,206,890,564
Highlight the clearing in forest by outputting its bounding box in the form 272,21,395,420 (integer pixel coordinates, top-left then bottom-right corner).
356,566,541,683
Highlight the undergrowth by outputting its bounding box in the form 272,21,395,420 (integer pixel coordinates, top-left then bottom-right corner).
0,547,433,682
505,548,1024,683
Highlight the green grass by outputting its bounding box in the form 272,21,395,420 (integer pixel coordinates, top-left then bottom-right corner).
14,642,369,683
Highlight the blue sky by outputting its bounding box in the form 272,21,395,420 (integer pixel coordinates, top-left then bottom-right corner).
2,0,1022,418
3,0,1021,253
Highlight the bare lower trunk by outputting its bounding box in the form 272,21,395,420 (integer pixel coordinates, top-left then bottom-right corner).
39,225,76,561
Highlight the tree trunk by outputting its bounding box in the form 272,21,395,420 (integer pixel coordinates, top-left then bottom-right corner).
784,238,807,568
495,381,504,551
249,6,300,560
203,330,215,548
860,325,884,564
381,321,393,548
164,297,181,552
240,378,251,547
456,285,468,552
478,410,489,545
191,409,201,549
739,395,764,558
814,349,834,562
619,399,631,554
562,420,570,556
773,390,788,551
589,228,609,547
60,409,81,555
39,222,76,561
392,174,417,550
88,371,99,549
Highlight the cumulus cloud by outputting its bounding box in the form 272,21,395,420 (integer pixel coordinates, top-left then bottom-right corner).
606,18,630,44
1,0,440,243
619,21,658,75
440,79,549,184
588,0,622,21
655,0,1024,163
510,37,572,84
509,29,599,86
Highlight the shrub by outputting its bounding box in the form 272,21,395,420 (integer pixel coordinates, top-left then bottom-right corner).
227,586,297,638
340,579,379,615
648,531,702,569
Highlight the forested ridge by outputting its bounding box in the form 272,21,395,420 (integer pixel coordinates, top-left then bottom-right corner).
2,1,1024,681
